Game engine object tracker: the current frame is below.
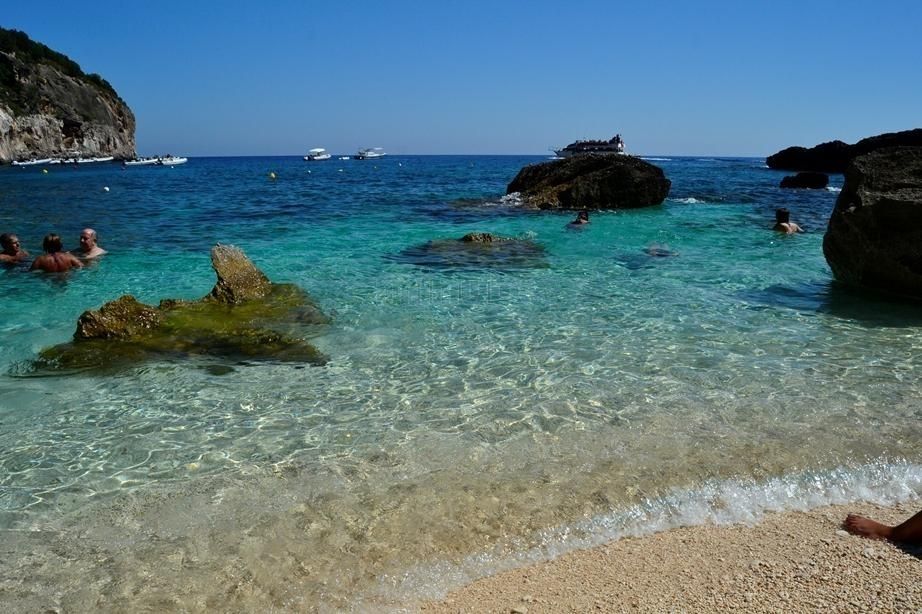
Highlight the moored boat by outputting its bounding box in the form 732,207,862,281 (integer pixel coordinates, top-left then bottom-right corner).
303,148,332,161
124,157,161,166
158,156,188,166
354,147,386,160
11,158,53,166
554,134,626,157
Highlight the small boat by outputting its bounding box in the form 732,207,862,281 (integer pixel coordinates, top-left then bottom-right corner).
354,147,386,160
11,158,53,166
124,156,162,166
76,156,115,164
339,156,350,160
303,148,331,161
553,134,626,158
158,156,188,166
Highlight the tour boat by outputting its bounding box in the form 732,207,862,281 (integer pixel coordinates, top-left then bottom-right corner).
553,134,626,158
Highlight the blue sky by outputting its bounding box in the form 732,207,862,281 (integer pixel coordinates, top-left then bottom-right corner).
4,1,920,156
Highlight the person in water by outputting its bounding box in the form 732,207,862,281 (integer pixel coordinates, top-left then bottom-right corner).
30,234,84,272
773,208,803,234
74,227,107,259
844,509,922,545
570,210,590,225
0,233,29,264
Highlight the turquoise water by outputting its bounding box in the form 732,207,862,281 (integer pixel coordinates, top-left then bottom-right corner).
1,156,921,611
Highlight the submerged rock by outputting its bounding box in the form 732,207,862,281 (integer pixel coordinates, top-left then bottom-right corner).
780,172,829,189
506,155,670,210
26,245,330,373
391,232,548,271
823,147,922,300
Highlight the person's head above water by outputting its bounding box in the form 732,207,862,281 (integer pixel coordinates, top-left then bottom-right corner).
775,208,791,224
1,233,20,254
42,233,63,253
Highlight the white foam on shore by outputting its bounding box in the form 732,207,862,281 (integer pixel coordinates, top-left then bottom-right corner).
641,157,672,161
826,186,842,193
374,460,922,607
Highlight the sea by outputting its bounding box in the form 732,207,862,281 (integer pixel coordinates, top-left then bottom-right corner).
1,155,920,611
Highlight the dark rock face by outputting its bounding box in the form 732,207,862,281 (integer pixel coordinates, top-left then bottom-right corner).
506,155,670,210
780,172,829,189
823,147,922,299
28,245,330,373
391,233,548,271
767,129,922,173
0,28,135,162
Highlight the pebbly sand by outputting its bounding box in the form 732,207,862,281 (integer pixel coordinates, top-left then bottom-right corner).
417,500,921,613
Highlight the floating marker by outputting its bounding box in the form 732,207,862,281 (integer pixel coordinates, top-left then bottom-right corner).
269,172,277,180
103,186,110,192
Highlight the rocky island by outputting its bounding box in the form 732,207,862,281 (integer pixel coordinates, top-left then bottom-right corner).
767,128,922,173
0,27,134,163
506,154,670,210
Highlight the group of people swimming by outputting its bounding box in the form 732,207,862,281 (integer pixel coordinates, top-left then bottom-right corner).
0,228,107,272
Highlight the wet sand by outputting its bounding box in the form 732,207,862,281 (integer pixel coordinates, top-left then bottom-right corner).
418,500,921,613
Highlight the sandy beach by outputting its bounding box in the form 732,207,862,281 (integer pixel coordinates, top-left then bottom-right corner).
418,500,921,613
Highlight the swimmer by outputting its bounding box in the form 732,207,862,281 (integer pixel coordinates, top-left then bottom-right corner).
74,228,107,259
773,208,803,234
0,233,29,264
31,234,84,272
569,210,590,226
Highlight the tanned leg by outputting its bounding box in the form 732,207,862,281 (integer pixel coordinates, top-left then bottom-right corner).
844,509,922,545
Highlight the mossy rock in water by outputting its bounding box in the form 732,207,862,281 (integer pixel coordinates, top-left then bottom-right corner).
26,245,330,374
391,232,548,271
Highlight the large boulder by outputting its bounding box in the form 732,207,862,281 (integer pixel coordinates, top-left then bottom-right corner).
28,245,330,373
823,147,922,299
506,155,670,210
767,129,922,173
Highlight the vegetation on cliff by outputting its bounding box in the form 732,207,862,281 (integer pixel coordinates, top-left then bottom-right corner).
0,27,122,116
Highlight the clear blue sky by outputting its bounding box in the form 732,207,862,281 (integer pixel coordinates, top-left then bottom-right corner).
4,1,920,156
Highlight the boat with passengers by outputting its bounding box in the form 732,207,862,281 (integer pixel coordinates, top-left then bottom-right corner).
553,134,626,158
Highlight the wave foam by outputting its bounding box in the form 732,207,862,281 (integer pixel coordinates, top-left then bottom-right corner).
668,197,704,204
375,460,922,605
826,186,843,193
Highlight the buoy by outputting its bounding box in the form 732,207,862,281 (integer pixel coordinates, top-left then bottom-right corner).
42,169,48,174
269,172,277,180
103,186,110,192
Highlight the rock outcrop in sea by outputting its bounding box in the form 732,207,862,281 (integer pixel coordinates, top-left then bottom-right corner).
506,155,671,210
0,28,135,163
779,171,829,189
25,245,329,373
391,232,548,270
823,147,922,300
767,129,922,173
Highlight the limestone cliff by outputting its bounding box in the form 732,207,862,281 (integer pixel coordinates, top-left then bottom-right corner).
0,28,134,163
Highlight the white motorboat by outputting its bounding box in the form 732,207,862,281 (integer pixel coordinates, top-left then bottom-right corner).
158,156,187,166
11,158,53,166
77,156,115,164
124,157,161,166
303,148,332,161
553,134,626,158
354,147,386,160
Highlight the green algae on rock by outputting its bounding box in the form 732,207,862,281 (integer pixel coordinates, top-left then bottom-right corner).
26,245,329,373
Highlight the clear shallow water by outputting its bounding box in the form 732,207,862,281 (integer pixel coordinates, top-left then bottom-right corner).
1,156,921,611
